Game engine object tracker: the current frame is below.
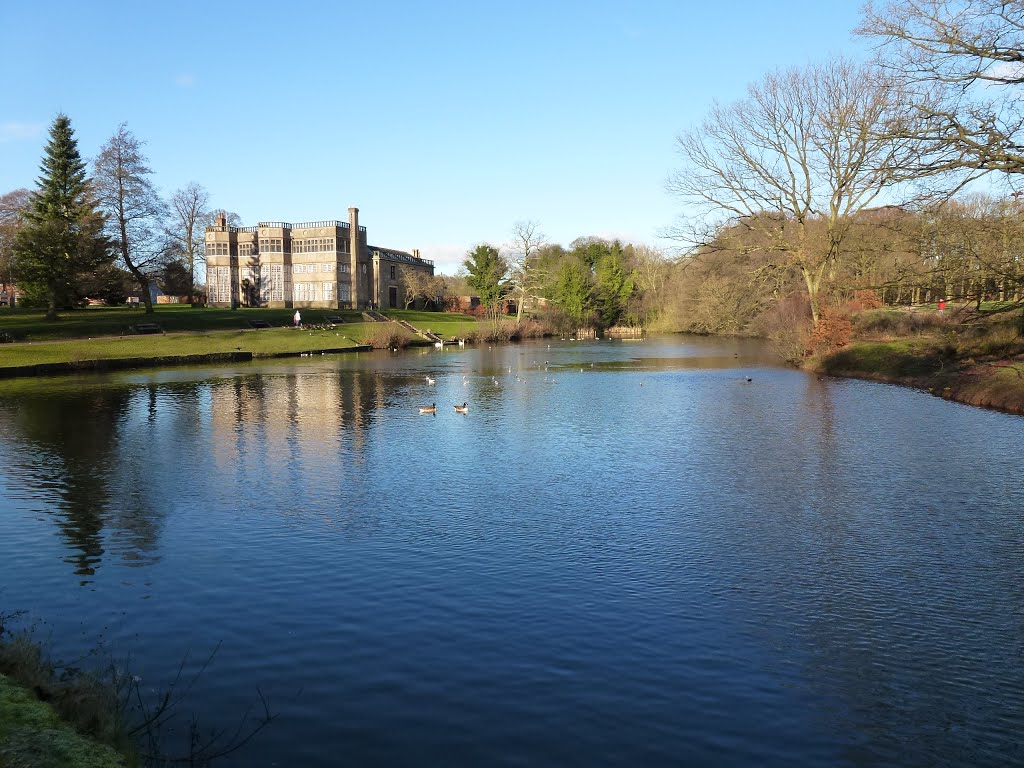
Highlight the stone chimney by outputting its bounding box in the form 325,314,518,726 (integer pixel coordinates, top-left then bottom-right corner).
348,207,360,308
215,211,226,229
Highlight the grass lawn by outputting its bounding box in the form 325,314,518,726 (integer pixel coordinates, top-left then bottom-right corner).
0,327,381,368
0,306,482,371
381,309,478,339
0,305,372,342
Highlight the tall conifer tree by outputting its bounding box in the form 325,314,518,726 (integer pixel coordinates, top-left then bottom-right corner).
14,114,110,318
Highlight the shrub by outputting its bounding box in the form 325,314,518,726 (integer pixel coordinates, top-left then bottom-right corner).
480,323,514,343
807,307,853,357
749,294,811,363
360,327,410,350
848,290,883,311
853,308,951,339
958,317,1024,358
509,319,549,340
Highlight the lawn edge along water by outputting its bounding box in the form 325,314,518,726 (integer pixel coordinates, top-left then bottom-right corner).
815,339,1024,416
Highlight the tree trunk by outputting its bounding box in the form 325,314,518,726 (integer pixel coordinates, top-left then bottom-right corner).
127,264,153,313
45,282,58,321
186,235,195,306
801,263,824,328
120,213,154,314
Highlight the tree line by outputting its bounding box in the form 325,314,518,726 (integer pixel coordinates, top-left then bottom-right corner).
453,223,670,336
8,0,1017,342
0,115,230,318
663,0,1024,353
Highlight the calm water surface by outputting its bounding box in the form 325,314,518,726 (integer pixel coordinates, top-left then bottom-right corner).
0,336,1022,767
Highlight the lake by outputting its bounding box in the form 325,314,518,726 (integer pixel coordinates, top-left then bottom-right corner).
1,335,1022,767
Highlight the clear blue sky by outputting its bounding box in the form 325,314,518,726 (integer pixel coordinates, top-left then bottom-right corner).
1,1,868,274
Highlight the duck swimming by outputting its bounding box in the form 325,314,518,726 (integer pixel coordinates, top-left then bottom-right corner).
419,403,437,414
454,402,469,414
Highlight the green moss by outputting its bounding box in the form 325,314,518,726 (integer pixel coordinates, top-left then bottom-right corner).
0,674,126,767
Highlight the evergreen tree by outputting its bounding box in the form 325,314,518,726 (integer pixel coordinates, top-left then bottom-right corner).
13,114,110,318
552,256,595,331
594,242,635,330
463,244,509,321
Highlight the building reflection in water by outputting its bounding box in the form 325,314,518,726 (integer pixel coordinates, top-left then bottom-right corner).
0,367,389,583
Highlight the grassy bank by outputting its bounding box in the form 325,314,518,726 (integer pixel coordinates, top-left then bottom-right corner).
0,674,127,767
814,307,1024,415
385,309,479,340
0,306,479,344
0,618,132,768
0,307,483,375
0,612,277,767
0,328,366,368
0,305,367,342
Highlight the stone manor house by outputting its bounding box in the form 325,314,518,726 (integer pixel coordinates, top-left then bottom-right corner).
205,207,434,309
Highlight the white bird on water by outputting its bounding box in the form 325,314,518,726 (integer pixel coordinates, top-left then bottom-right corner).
426,375,436,385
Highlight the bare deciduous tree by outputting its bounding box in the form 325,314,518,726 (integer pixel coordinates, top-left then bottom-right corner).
93,124,169,314
398,265,443,309
166,182,210,305
210,209,242,229
508,220,546,324
668,58,920,327
628,244,671,327
859,0,1024,176
0,188,31,304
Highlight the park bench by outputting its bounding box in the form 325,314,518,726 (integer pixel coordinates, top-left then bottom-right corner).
247,320,272,329
133,323,163,334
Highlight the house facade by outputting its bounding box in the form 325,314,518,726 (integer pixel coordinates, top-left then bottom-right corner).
205,206,434,309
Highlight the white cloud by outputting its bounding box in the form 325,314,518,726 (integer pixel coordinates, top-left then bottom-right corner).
0,121,46,143
985,62,1024,84
419,244,468,276
175,73,195,88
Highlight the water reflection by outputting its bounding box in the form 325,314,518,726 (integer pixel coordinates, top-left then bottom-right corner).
0,366,404,581
4,390,130,580
0,338,1022,767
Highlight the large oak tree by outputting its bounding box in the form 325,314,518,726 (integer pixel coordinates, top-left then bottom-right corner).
669,58,921,327
859,0,1024,176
